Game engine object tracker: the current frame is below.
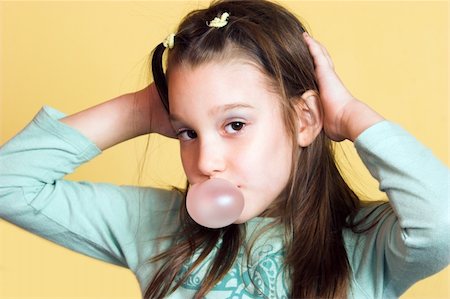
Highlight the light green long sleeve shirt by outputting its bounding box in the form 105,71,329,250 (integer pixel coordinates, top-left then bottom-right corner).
0,106,449,298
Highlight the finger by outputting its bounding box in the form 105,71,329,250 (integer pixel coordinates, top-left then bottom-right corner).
304,32,335,70
310,35,334,69
319,44,334,69
303,32,330,68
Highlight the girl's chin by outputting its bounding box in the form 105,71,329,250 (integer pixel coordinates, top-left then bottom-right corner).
233,213,251,224
233,218,247,225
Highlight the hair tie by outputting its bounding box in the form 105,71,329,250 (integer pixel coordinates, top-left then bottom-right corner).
163,33,175,49
207,12,230,28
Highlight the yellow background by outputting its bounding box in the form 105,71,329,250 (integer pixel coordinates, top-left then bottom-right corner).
0,1,448,298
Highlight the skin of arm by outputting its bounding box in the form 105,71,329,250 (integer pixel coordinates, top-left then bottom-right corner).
341,100,384,142
59,83,175,151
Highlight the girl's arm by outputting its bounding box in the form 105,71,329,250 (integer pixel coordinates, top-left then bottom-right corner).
303,32,450,296
60,83,175,151
0,85,180,270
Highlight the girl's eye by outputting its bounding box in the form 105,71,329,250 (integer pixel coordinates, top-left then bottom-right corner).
177,129,197,141
224,121,246,134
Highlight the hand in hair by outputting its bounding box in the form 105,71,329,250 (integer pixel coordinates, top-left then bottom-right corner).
59,83,176,151
145,83,177,138
303,32,384,142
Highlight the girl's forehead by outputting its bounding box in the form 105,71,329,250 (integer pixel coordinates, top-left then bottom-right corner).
169,61,275,100
168,63,286,121
168,58,276,94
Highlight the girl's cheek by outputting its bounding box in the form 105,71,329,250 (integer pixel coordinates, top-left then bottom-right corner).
180,148,196,176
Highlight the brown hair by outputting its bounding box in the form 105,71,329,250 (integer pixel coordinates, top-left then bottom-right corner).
146,0,387,298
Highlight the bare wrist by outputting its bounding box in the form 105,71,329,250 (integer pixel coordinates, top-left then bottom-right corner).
341,100,384,142
131,86,153,136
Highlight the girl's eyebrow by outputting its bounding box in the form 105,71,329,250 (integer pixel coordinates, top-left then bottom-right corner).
208,103,255,116
170,103,255,123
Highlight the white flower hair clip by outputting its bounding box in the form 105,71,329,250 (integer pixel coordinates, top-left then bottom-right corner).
207,12,230,28
163,33,175,49
162,12,230,49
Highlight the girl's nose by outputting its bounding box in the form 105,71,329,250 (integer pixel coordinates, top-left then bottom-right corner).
197,139,226,177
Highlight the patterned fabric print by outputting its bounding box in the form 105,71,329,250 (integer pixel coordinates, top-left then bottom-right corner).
175,239,289,298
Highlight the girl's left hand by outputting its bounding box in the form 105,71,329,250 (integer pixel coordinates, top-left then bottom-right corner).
302,32,384,142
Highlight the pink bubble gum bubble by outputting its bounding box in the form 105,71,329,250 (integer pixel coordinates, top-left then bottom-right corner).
186,178,245,229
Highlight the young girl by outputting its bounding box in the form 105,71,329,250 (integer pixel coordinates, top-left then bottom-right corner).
1,0,448,298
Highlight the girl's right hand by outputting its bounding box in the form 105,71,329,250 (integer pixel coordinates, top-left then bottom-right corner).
60,82,176,151
145,83,177,138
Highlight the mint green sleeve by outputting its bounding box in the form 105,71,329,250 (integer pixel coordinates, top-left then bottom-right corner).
348,121,450,298
0,106,181,270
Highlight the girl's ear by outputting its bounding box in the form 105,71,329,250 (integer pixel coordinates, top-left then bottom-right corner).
294,90,323,147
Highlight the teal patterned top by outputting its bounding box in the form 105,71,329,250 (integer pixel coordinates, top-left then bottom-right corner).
0,106,449,298
175,219,288,298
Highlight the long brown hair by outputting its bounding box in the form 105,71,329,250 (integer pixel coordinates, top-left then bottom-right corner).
146,0,386,298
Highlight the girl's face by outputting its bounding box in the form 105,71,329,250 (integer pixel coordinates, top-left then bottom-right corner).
168,60,294,223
